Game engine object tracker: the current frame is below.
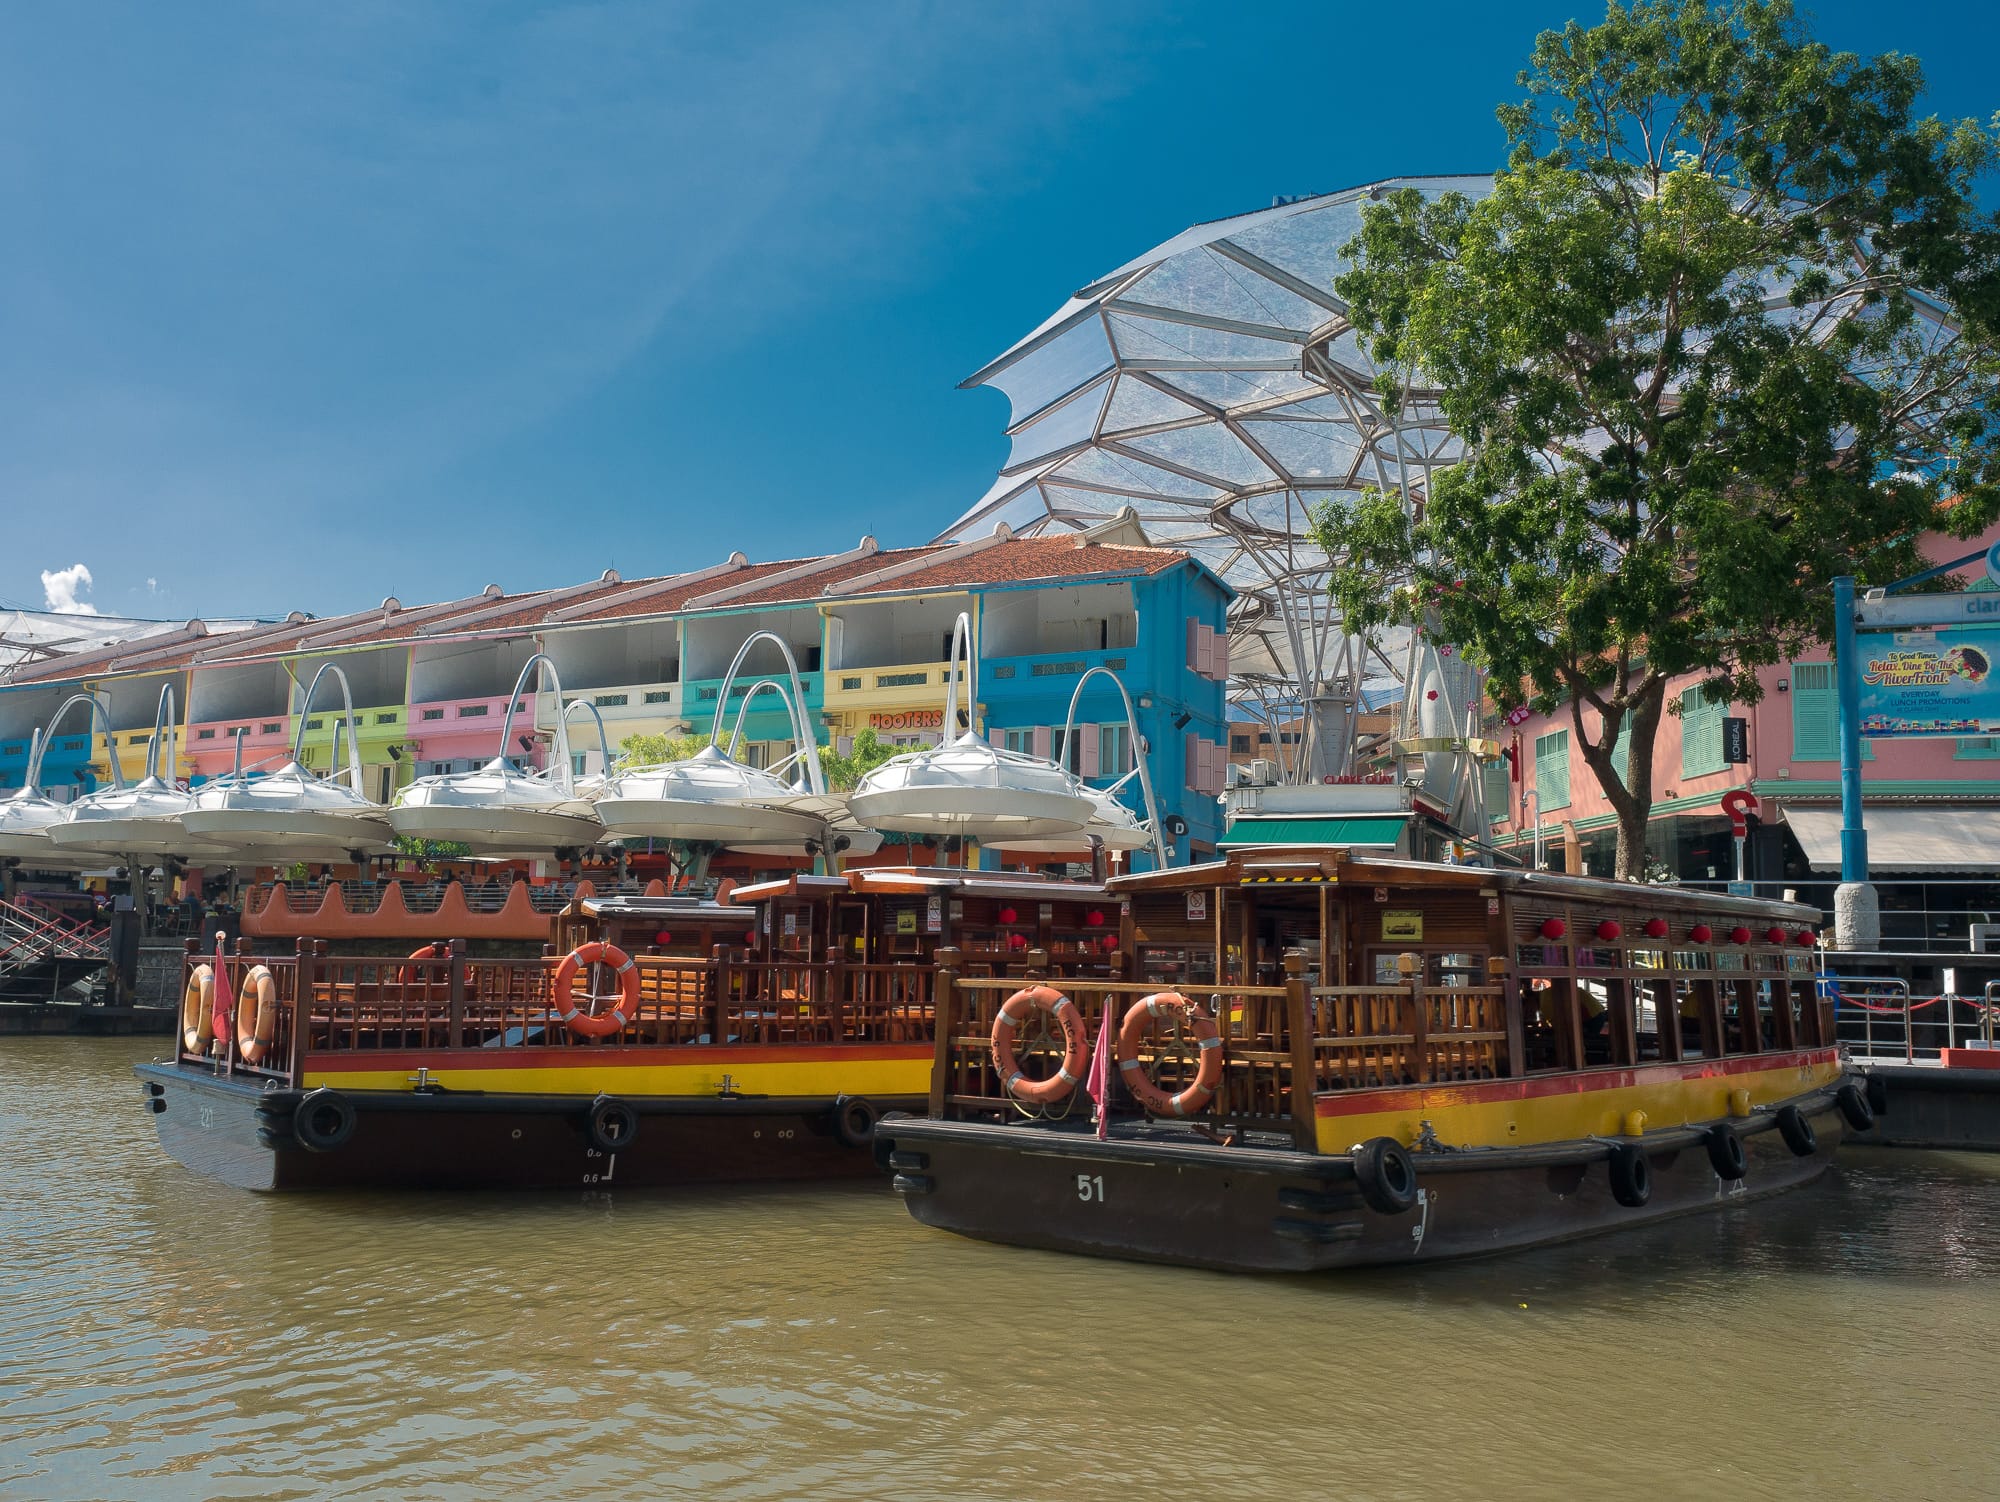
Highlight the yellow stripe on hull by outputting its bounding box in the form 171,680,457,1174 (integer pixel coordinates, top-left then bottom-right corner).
303,1057,932,1100
1314,1051,1841,1154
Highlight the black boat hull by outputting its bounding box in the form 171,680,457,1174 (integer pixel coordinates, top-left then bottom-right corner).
135,1062,912,1192
878,1096,1843,1273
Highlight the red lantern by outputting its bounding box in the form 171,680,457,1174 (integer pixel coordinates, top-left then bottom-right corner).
997,906,1018,925
1539,918,1566,941
1643,918,1668,939
1100,934,1118,952
1689,923,1713,944
654,930,673,946
1729,926,1751,945
1596,919,1622,942
1765,926,1786,945
1085,909,1106,928
1795,930,1816,947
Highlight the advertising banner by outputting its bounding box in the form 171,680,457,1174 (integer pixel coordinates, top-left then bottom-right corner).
1858,624,2000,737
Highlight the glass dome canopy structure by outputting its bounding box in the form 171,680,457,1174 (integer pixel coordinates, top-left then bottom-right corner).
946,175,1494,776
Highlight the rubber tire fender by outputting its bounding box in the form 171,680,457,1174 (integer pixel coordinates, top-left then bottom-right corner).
1608,1142,1652,1208
587,1094,640,1153
1704,1124,1747,1181
1836,1083,1875,1134
1864,1074,1889,1119
1775,1104,1818,1158
833,1095,879,1149
1351,1136,1418,1216
293,1088,357,1153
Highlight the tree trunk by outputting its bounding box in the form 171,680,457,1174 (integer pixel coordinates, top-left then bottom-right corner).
1614,801,1651,882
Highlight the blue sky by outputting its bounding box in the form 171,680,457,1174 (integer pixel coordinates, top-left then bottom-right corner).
3,0,1993,621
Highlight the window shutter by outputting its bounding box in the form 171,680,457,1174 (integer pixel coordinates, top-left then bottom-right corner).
1080,725,1100,778
1482,758,1510,824
1186,618,1200,673
1211,630,1229,680
1032,726,1051,761
1681,686,1726,777
1184,733,1201,792
1534,729,1570,810
1610,719,1631,783
1791,663,1836,760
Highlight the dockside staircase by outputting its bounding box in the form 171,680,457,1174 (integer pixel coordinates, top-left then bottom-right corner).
0,896,112,1003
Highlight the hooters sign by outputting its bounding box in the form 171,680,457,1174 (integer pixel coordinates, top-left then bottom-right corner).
870,709,943,731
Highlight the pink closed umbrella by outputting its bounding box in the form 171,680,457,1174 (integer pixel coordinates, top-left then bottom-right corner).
209,931,236,1050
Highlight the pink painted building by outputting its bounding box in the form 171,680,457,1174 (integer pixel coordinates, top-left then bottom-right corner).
1489,522,2000,947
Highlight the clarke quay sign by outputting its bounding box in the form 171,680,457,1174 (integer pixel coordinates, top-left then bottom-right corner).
1857,624,2000,738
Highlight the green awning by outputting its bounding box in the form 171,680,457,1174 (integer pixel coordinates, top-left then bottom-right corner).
1218,815,1409,849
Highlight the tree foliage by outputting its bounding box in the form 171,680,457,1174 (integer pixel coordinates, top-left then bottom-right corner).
1316,0,2000,876
617,731,712,767
818,728,899,792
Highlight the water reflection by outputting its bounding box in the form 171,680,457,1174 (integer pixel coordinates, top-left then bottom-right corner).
3,1038,1996,1500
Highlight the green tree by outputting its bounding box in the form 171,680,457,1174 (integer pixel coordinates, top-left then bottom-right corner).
392,835,474,869
818,728,899,792
617,731,712,766
1317,0,2000,877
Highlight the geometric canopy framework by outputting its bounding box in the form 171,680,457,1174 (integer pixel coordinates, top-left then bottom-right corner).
943,175,1494,780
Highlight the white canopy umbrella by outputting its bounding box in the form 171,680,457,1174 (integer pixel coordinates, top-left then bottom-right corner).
390,655,607,855
849,613,1095,842
0,701,122,869
50,685,230,859
179,664,394,862
594,633,837,850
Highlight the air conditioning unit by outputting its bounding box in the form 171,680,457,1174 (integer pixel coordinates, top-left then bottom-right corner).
1970,922,2000,954
1225,761,1245,789
1247,758,1279,786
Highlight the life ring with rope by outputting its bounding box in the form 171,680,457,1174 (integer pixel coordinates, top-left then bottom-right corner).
550,941,642,1039
1116,991,1224,1117
989,985,1088,1105
236,964,280,1065
181,965,214,1055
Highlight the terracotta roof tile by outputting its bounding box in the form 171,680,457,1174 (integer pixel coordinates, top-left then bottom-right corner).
860,537,1186,593
2,538,1198,686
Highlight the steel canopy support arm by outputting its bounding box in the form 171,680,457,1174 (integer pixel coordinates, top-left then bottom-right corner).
710,630,826,795
1059,664,1168,869
27,693,128,792
290,664,365,793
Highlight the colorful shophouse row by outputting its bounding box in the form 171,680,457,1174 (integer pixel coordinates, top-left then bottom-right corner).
1490,522,2000,943
0,526,1233,866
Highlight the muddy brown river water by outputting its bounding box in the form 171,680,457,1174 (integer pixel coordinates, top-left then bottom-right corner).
2,1036,1997,1500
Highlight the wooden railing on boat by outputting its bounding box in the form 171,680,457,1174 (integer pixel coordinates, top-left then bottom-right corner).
172,938,952,1087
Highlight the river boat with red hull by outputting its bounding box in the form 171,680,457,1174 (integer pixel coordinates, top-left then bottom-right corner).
135,869,1124,1191
877,848,1874,1272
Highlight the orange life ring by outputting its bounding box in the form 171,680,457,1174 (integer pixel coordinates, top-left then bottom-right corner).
236,964,279,1065
989,985,1088,1104
181,965,214,1055
551,942,641,1039
399,942,448,988
1117,991,1223,1117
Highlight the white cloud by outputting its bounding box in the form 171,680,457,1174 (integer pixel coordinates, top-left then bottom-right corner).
41,563,99,615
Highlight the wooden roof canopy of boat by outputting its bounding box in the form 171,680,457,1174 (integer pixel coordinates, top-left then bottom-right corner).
730,867,1116,903
1109,847,1822,924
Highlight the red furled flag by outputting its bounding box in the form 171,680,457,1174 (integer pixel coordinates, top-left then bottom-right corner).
1085,1004,1114,1141
210,930,236,1048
